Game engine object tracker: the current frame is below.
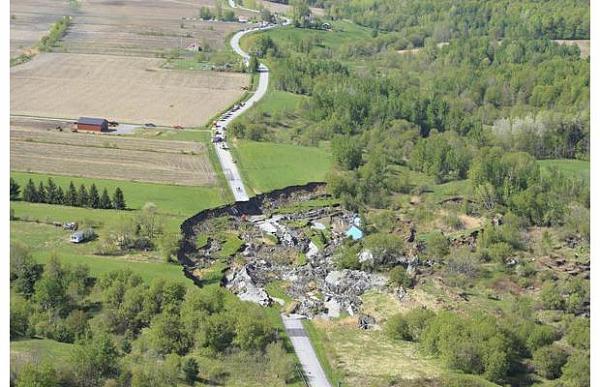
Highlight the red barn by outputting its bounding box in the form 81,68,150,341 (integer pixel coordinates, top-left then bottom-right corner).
77,117,108,132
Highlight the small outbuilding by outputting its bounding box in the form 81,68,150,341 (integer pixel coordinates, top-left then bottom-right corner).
77,117,109,132
70,231,86,243
70,228,96,243
346,226,364,240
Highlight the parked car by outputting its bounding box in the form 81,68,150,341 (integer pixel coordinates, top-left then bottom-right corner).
144,123,156,127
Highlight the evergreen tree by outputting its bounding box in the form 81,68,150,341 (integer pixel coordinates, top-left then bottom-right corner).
37,182,47,203
22,179,38,202
56,186,65,205
99,188,112,209
77,184,89,207
46,178,58,204
182,357,199,385
65,182,78,207
10,178,20,200
112,187,126,210
88,184,100,209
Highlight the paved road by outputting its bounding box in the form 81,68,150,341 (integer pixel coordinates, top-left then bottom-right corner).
282,314,332,387
212,10,289,202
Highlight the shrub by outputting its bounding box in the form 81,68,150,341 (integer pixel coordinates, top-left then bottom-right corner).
444,211,464,230
334,243,361,270
445,250,481,278
388,266,412,288
540,282,564,310
533,345,568,380
486,242,513,262
426,231,449,258
182,357,199,385
385,308,435,342
385,314,411,340
526,324,558,354
566,318,589,350
560,351,590,387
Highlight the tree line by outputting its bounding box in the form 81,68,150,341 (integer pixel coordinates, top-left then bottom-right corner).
10,178,126,210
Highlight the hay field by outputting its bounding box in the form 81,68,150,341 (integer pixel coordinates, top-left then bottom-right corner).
61,0,246,57
10,53,249,126
10,127,216,186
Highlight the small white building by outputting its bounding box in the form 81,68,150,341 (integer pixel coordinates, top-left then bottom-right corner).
70,231,85,243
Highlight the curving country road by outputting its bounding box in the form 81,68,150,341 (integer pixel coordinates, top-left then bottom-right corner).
213,2,288,202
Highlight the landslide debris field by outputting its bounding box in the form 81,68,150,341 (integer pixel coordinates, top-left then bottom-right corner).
181,183,590,319
181,185,392,318
10,0,250,127
11,125,216,186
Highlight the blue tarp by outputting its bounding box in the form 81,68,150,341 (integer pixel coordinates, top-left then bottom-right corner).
346,226,364,240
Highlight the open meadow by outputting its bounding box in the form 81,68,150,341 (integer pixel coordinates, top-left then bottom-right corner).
232,140,331,194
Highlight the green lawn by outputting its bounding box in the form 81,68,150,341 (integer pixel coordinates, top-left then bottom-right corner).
253,90,307,115
11,339,74,364
232,140,331,193
241,20,374,53
11,171,229,217
10,201,183,236
538,159,590,182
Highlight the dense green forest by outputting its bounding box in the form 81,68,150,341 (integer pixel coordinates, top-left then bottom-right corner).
326,0,589,40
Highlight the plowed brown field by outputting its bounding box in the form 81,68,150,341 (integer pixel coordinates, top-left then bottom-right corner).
10,128,216,186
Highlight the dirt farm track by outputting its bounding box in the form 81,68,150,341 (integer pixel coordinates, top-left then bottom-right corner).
10,53,249,127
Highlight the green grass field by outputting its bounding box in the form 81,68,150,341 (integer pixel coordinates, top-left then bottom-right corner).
232,140,331,193
11,339,74,364
538,159,590,182
253,90,308,115
10,221,194,286
10,170,228,287
11,172,229,217
241,20,374,54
